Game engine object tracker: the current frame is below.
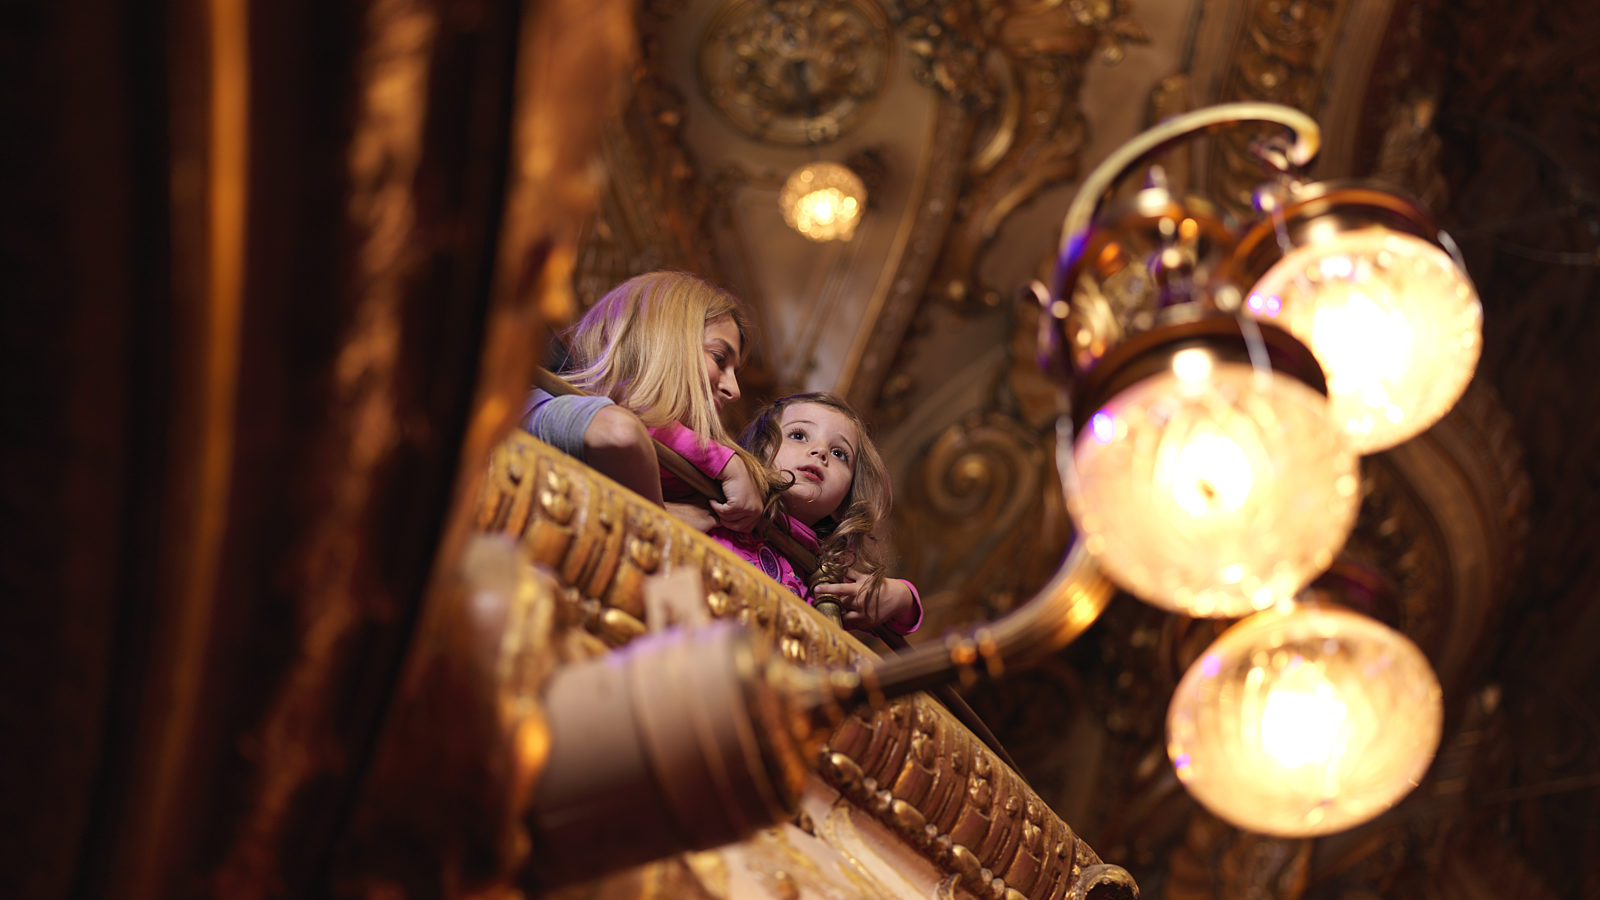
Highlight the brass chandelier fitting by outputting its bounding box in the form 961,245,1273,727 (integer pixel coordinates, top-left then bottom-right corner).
799,103,1477,839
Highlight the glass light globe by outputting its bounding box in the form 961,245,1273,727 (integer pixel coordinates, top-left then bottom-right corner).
1167,603,1443,837
1068,353,1360,618
1245,227,1482,453
779,162,865,242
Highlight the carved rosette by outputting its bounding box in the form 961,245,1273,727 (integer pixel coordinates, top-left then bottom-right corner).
477,432,1135,900
697,0,893,145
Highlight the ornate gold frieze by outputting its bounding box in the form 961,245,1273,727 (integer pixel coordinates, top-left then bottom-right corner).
697,0,894,145
477,432,1133,900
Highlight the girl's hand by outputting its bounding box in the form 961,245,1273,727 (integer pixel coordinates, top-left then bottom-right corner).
711,456,762,532
813,572,917,631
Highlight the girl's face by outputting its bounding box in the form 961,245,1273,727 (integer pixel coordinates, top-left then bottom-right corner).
772,402,858,527
702,315,743,409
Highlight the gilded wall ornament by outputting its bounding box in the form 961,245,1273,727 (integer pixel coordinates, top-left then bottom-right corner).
697,0,893,145
1210,0,1342,213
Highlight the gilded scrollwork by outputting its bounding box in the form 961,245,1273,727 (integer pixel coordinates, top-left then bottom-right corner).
897,0,998,110
897,409,1071,627
898,0,1149,320
697,0,893,145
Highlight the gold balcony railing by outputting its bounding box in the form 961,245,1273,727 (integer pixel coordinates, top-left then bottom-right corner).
476,431,1137,900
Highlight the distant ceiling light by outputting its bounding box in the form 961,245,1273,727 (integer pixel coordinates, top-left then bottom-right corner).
780,161,865,242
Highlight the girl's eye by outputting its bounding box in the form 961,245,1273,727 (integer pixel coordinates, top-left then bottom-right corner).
831,448,849,462
787,430,806,441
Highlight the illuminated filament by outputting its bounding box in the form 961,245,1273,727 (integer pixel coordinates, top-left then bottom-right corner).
1257,659,1349,769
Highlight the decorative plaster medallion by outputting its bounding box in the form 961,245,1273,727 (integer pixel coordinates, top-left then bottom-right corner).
697,0,892,145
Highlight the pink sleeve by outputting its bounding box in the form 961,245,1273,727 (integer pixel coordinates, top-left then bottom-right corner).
885,578,923,634
647,422,735,478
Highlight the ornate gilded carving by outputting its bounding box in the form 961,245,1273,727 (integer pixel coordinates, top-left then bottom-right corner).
897,0,997,109
697,0,893,145
898,408,1071,629
853,0,1148,415
478,432,1135,899
1210,0,1343,213
822,694,1131,900
480,431,862,665
837,96,974,412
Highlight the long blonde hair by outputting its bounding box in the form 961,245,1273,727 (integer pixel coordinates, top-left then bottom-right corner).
564,270,747,444
740,393,894,598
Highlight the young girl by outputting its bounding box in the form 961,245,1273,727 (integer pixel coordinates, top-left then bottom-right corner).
522,270,764,531
715,393,922,634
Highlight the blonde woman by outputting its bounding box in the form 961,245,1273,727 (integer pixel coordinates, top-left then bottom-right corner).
523,270,764,531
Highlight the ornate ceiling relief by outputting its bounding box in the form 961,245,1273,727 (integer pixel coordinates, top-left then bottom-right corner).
847,0,1149,414
923,0,1147,307
687,0,898,391
573,73,720,312
570,0,783,312
1208,0,1344,212
697,0,893,144
897,408,1070,631
862,1,1148,642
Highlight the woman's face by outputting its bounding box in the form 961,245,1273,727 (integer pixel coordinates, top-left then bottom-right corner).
702,315,742,409
771,401,859,527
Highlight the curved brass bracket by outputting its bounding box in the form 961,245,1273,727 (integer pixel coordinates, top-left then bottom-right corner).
1053,103,1321,295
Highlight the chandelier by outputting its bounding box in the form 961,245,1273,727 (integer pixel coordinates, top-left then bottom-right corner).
788,102,1476,839
1040,102,1473,836
779,160,865,241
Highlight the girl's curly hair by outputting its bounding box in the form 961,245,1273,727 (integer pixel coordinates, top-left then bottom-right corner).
738,392,894,602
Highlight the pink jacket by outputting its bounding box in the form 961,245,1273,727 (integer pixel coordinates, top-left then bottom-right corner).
648,423,735,501
650,425,923,635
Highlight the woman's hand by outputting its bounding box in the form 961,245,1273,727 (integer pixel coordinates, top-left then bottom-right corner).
664,500,718,533
710,456,763,532
813,572,917,631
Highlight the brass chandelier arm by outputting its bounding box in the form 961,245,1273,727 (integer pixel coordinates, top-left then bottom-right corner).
812,539,1115,710
1055,102,1322,278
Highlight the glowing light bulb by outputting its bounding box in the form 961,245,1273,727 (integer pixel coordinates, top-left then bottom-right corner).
1257,659,1348,768
1169,431,1253,516
1247,228,1480,452
1069,359,1359,618
1309,284,1413,398
1167,603,1443,837
1172,347,1214,383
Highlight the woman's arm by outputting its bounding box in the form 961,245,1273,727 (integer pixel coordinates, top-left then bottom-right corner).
647,423,761,532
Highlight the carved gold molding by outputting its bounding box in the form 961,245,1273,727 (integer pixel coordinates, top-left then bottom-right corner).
697,0,894,145
1210,0,1344,213
847,0,1149,416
